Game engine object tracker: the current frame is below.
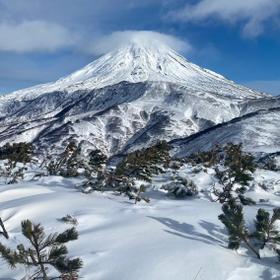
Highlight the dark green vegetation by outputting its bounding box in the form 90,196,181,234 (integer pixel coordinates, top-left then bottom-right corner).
161,175,198,198
0,142,34,184
219,199,280,259
115,140,171,182
0,220,82,280
188,143,256,205
0,142,33,163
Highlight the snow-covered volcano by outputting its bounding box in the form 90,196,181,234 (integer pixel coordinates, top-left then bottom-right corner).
2,43,264,101
0,43,276,155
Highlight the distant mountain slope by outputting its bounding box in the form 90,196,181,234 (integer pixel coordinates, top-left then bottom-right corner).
0,43,275,155
171,107,280,158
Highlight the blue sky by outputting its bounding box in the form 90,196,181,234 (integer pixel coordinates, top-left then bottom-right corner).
0,0,279,95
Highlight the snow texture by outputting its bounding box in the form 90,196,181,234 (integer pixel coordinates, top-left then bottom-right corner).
1,166,280,279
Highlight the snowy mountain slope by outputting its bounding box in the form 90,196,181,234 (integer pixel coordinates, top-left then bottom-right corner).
171,107,280,158
1,43,264,102
0,43,276,155
0,81,270,156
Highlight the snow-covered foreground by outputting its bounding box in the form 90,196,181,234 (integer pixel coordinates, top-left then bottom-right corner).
0,173,280,280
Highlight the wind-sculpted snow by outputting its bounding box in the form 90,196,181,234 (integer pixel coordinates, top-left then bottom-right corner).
0,43,276,155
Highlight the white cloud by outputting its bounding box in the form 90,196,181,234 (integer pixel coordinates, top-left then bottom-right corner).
87,30,192,55
0,21,78,53
0,24,191,55
171,0,280,37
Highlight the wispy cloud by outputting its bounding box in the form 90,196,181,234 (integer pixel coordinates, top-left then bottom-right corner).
86,30,192,55
170,0,280,37
0,20,78,53
0,21,191,56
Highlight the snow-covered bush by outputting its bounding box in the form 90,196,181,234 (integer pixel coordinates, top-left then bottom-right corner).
168,160,183,170
0,142,34,184
0,142,33,163
0,159,27,184
58,215,78,226
85,149,107,175
115,140,170,182
46,142,108,179
80,171,150,203
133,184,150,204
257,154,280,171
186,145,223,167
263,158,279,171
161,176,198,198
192,166,204,174
47,142,84,177
182,143,256,204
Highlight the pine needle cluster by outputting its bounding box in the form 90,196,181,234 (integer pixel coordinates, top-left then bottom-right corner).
0,220,82,279
219,200,280,259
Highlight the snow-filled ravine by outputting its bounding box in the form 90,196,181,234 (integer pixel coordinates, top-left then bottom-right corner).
1,168,280,280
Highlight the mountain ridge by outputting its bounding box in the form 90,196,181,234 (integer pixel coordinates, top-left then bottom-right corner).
171,105,280,158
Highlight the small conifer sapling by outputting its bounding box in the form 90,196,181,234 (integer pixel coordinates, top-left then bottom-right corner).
0,219,82,279
254,208,280,249
218,199,260,259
